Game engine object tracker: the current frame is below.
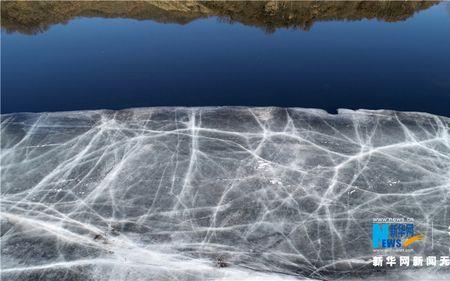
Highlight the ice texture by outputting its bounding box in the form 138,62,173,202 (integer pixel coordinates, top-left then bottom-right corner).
1,107,450,281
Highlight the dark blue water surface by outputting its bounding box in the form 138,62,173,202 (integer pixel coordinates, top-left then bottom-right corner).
2,3,450,116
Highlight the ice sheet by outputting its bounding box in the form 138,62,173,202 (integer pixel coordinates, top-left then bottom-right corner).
1,107,449,280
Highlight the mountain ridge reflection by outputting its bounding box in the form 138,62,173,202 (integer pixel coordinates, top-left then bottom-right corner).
1,0,438,35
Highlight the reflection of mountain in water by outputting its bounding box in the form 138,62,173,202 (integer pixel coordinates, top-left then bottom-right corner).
1,0,438,34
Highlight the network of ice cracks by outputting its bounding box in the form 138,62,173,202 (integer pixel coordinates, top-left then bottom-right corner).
1,107,450,281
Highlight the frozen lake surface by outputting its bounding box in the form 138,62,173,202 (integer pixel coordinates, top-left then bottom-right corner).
1,107,450,280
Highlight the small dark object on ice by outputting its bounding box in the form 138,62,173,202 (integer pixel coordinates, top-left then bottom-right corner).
93,234,103,240
216,257,228,268
93,233,108,244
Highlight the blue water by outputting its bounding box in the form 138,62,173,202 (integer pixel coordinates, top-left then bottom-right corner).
2,3,450,116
